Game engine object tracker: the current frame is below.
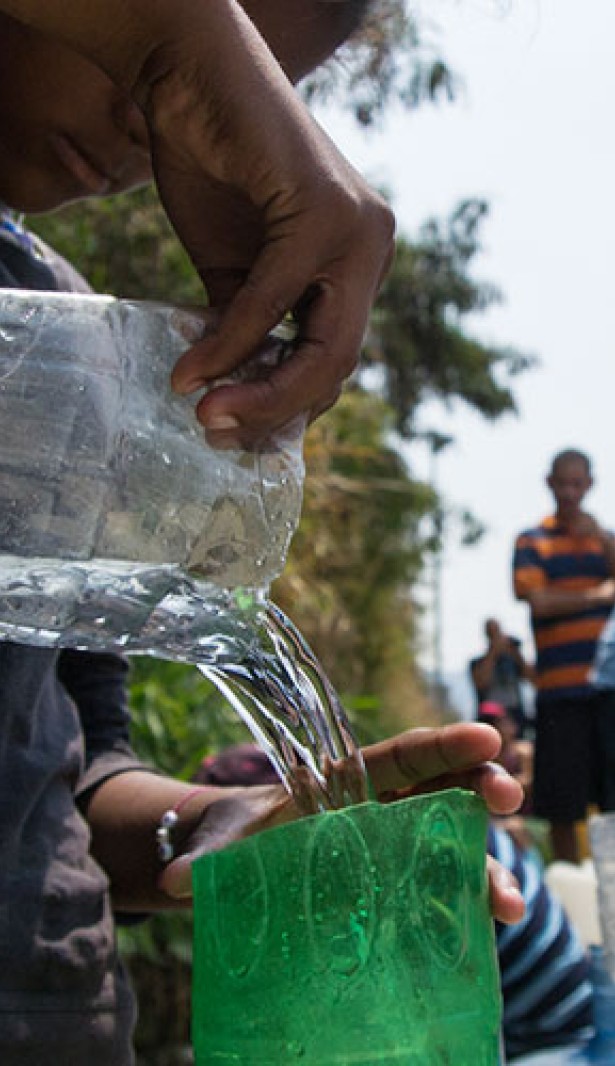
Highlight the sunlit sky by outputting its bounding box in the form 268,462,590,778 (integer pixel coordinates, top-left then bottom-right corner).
316,0,615,713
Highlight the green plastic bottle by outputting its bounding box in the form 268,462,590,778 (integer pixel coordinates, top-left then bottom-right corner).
192,788,501,1065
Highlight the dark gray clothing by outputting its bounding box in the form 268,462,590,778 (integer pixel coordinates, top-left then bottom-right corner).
470,641,530,737
0,644,141,1065
0,224,144,1063
0,223,91,293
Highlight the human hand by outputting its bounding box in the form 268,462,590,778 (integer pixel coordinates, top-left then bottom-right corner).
571,514,615,559
160,723,524,924
595,578,615,605
136,0,394,448
1,0,393,447
157,784,295,900
363,722,525,925
489,629,511,656
572,512,603,537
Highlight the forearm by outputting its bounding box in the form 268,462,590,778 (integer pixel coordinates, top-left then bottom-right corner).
0,0,267,98
0,0,302,105
526,586,612,617
0,0,149,86
82,770,220,910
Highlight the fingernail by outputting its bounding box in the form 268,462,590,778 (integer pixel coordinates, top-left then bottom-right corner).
204,414,240,432
495,866,520,895
486,760,509,776
175,378,206,396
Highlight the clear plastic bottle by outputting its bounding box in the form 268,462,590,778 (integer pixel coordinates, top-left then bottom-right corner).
0,290,303,660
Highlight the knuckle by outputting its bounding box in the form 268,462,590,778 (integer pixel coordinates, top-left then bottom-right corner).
310,385,342,423
336,345,359,379
240,276,289,325
371,195,397,242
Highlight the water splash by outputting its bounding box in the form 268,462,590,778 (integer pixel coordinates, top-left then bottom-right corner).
199,601,368,814
0,553,368,811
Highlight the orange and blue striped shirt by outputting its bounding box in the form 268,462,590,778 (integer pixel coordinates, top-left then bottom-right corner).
513,515,612,699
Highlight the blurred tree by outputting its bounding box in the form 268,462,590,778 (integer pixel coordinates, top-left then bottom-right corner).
364,199,537,438
128,658,251,780
32,186,201,303
273,388,437,737
303,0,458,126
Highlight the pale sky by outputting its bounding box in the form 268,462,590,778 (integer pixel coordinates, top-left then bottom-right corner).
316,0,615,713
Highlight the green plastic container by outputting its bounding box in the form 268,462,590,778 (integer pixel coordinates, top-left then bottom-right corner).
191,789,501,1064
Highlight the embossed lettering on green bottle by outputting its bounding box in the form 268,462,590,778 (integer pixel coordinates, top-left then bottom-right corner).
192,788,501,1065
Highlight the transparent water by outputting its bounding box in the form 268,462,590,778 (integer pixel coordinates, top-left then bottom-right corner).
199,601,368,813
0,554,367,810
0,290,365,807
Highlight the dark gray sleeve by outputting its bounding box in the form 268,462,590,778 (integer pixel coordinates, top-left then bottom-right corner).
0,227,91,292
31,235,93,294
57,649,152,798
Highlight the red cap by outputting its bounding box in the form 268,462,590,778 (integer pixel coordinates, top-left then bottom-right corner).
479,700,507,719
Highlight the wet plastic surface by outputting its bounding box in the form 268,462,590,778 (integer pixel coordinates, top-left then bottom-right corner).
192,789,501,1064
0,291,303,657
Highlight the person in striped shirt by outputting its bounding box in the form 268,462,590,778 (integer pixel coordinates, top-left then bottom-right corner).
490,824,594,1062
513,449,615,863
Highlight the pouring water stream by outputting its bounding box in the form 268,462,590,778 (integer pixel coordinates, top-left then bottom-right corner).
198,598,368,813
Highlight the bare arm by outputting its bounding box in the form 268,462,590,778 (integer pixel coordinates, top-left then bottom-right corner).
84,724,524,925
82,771,224,911
0,0,395,446
570,512,615,580
0,0,190,88
523,580,615,619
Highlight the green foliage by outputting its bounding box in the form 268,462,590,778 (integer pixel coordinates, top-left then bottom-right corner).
274,388,437,732
31,186,203,304
119,915,194,1064
128,657,252,780
119,911,193,967
122,657,252,1059
304,0,459,126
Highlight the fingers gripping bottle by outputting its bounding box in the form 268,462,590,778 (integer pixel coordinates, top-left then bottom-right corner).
0,290,303,661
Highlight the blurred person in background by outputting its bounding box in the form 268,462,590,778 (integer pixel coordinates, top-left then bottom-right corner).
513,449,615,864
470,618,535,739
